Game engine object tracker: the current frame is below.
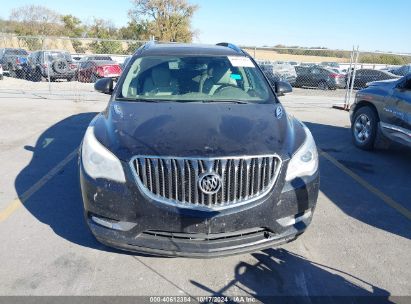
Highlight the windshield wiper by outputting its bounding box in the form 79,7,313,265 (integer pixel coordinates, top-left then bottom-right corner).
186,100,250,104
116,97,169,103
218,100,250,104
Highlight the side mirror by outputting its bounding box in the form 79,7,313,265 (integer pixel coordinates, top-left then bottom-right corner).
275,81,293,96
95,78,114,94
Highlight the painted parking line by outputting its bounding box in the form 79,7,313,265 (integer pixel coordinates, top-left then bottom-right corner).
319,149,411,221
0,148,79,223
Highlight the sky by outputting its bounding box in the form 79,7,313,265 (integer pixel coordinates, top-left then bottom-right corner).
0,0,410,53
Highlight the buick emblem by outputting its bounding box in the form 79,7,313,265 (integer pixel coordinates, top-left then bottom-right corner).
198,173,222,195
275,106,283,119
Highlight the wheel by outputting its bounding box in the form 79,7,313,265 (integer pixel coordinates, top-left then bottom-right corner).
9,70,17,78
33,69,43,82
351,106,378,150
91,74,98,83
16,70,25,79
317,81,328,90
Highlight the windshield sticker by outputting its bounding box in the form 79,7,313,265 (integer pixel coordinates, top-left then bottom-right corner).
228,56,255,68
230,74,242,80
168,61,179,70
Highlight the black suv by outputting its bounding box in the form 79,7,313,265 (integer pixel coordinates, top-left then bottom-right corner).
79,42,320,257
0,48,29,78
26,50,76,81
350,76,411,150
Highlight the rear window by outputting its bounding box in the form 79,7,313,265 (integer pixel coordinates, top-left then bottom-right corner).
44,52,72,62
5,49,28,56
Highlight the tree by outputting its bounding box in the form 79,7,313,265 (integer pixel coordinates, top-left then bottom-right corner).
61,15,84,37
129,0,198,42
86,18,118,39
118,20,147,40
9,5,62,36
87,18,123,54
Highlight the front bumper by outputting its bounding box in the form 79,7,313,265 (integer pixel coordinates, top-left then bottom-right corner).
80,159,319,258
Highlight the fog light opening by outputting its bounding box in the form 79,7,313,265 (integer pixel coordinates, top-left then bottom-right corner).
90,215,136,231
277,209,312,227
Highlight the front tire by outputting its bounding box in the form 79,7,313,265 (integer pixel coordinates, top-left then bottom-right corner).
91,74,98,83
352,106,378,150
318,81,328,90
33,69,43,82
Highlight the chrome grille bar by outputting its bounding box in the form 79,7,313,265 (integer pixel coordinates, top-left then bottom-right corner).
131,155,282,210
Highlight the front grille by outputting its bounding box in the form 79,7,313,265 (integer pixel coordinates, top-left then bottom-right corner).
131,155,281,210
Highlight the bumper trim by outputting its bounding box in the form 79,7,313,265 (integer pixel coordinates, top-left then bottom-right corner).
277,209,312,227
91,215,136,231
96,231,302,258
88,216,310,258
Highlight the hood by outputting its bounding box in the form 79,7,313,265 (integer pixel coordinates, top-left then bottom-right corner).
367,78,400,87
93,102,303,161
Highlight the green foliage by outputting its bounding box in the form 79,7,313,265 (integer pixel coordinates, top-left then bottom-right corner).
118,20,146,40
275,48,351,59
129,0,198,42
89,40,123,54
359,53,411,65
125,41,145,54
71,40,86,53
273,47,411,65
61,15,84,37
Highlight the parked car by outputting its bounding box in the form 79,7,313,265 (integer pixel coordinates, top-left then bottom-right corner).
330,68,347,75
72,56,82,62
0,48,29,78
320,61,340,69
70,56,82,72
350,69,400,89
300,62,315,67
79,55,113,62
77,60,122,83
261,69,292,94
294,65,346,90
79,42,319,257
389,64,411,77
260,62,297,85
26,50,77,81
350,75,411,150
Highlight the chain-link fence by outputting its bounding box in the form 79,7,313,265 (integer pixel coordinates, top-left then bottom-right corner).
0,34,147,101
1,34,411,105
246,46,411,108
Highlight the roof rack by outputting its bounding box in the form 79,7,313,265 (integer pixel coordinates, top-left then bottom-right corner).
134,40,157,55
216,42,243,54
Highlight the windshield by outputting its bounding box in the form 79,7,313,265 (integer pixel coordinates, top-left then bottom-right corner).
119,55,274,103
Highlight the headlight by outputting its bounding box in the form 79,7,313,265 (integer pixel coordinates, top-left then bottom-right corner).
81,127,126,183
285,124,319,181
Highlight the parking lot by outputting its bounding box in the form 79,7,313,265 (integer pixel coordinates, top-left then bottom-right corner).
0,77,410,302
